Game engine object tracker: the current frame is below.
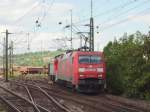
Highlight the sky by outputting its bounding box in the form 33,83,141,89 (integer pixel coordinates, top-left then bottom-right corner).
0,0,150,54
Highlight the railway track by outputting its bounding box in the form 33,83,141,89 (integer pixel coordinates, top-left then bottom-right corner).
12,81,73,112
40,86,143,112
24,80,144,112
0,95,22,112
11,79,148,112
0,85,50,112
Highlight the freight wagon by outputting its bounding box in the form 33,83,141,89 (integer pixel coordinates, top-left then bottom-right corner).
49,51,106,93
19,66,48,75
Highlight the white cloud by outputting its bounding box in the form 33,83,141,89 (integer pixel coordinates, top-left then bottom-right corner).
0,0,37,22
132,14,150,24
0,0,77,54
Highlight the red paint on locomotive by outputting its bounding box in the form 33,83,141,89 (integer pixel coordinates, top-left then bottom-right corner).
53,51,106,93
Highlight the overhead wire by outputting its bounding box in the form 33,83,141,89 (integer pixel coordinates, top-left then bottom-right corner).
13,0,55,51
1,0,56,54
13,1,42,24
6,0,150,53
34,0,55,30
98,0,150,26
9,1,44,53
72,24,89,38
101,7,150,31
94,0,138,18
33,0,56,45
71,0,150,32
40,0,55,22
74,0,138,25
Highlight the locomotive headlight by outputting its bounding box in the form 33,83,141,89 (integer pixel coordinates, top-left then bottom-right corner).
97,68,103,72
79,68,85,72
79,74,84,77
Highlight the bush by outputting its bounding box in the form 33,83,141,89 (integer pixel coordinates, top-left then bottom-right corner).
104,31,150,100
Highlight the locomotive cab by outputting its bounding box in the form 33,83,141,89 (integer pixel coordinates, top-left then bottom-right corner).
76,53,106,93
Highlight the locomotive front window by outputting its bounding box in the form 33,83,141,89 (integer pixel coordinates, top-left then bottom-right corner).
79,56,90,63
79,55,101,64
90,56,101,64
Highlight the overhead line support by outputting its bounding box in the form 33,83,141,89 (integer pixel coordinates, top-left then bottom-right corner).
2,29,13,82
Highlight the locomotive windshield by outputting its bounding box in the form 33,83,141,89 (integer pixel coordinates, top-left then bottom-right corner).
79,55,101,64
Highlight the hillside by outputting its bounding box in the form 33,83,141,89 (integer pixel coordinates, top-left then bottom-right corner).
0,51,64,67
14,51,64,66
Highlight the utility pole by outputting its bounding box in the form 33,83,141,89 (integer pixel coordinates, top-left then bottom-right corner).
2,29,13,82
9,41,13,77
70,9,73,49
11,41,14,76
5,30,9,82
9,43,11,76
90,0,94,51
3,37,5,77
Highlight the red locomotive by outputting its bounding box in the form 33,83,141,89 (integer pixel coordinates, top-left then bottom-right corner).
50,50,106,93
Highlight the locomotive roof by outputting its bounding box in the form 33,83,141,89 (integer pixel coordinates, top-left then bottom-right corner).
75,51,103,54
54,51,103,59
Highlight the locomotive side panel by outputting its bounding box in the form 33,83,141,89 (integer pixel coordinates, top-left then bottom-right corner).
57,53,74,83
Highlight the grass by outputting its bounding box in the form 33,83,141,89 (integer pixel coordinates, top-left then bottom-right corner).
23,74,48,80
7,72,48,80
1,71,49,82
0,103,7,112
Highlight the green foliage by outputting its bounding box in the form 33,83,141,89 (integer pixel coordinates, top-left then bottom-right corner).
13,51,64,67
104,31,150,100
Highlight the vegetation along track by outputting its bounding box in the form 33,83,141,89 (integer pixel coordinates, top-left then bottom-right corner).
11,79,149,112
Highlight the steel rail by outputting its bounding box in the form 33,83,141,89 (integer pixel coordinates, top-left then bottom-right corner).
0,96,22,112
24,86,41,112
0,85,50,112
104,96,146,112
16,82,72,112
40,86,142,112
13,81,146,112
12,82,51,112
103,102,141,112
42,85,143,112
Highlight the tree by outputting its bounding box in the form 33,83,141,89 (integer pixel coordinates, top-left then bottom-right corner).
104,31,150,99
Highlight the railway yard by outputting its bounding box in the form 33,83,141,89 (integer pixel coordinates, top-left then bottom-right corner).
0,0,150,112
0,77,149,112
